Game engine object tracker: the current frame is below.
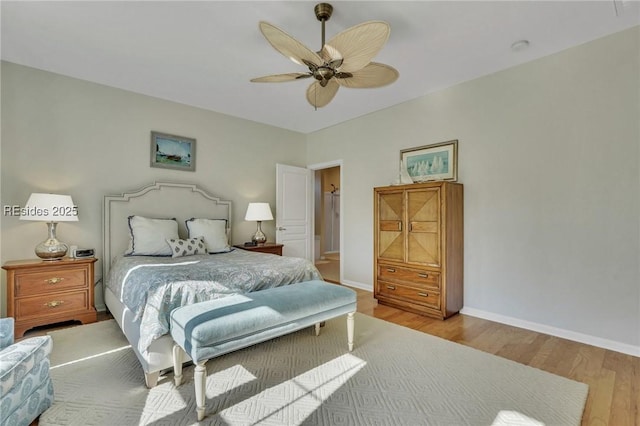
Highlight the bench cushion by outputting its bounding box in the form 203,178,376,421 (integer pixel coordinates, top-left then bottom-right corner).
170,280,356,363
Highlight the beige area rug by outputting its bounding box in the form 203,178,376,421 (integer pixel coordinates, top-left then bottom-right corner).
41,315,588,426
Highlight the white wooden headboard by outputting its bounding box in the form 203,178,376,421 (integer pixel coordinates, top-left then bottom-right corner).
102,182,232,279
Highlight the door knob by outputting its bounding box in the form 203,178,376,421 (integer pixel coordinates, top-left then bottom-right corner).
277,227,287,231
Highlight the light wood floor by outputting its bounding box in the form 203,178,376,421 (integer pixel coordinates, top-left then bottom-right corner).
315,257,340,283
24,288,638,426
354,288,639,426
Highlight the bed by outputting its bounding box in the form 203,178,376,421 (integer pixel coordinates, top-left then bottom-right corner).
103,182,321,387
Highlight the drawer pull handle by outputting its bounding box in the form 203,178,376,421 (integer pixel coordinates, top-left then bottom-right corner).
418,273,429,278
45,277,65,285
386,285,396,290
386,268,396,273
418,292,429,297
43,300,65,308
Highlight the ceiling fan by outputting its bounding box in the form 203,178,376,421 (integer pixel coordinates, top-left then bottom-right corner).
251,2,399,109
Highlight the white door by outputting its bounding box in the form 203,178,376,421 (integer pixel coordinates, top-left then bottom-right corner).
276,164,312,260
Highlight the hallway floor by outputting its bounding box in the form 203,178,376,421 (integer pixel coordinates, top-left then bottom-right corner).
315,253,340,283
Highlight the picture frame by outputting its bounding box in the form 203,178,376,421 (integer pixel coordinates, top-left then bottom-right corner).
400,140,458,182
150,131,196,172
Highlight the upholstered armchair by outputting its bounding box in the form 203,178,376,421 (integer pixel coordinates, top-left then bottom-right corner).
0,318,54,426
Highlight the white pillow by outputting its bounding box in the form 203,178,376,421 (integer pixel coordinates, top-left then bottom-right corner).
185,218,230,253
166,236,206,258
126,216,178,256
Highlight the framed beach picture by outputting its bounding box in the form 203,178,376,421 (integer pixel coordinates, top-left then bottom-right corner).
150,131,196,172
401,140,458,182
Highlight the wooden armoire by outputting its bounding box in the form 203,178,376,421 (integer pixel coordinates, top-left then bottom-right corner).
374,181,463,319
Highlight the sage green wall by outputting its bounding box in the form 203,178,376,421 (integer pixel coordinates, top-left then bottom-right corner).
0,61,307,313
307,27,640,351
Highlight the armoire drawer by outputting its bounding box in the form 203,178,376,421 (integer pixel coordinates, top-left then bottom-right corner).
377,281,441,310
378,264,440,289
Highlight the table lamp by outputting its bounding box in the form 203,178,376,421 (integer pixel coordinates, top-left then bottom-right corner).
244,202,273,244
20,193,78,260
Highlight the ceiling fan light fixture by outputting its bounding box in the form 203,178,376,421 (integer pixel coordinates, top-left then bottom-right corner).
251,2,399,108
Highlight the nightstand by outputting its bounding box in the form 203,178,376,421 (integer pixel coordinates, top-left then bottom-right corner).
233,243,283,256
2,257,98,338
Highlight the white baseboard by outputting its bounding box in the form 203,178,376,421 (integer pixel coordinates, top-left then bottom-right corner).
461,306,640,357
340,279,372,292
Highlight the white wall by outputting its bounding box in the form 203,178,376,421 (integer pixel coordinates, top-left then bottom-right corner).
0,61,307,314
307,27,640,353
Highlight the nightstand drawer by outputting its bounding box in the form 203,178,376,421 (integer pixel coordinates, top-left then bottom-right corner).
16,291,89,319
15,268,89,296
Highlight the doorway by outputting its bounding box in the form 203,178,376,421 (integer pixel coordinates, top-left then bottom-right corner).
313,165,341,283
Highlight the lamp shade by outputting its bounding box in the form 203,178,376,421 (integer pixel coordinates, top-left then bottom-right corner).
244,202,273,221
20,193,79,222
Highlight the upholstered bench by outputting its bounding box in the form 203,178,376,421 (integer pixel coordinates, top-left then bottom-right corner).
169,280,357,421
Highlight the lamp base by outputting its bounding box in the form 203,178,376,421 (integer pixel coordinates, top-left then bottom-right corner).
251,221,267,245
35,222,68,260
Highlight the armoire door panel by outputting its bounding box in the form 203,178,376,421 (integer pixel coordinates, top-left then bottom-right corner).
409,221,438,233
378,192,405,262
408,233,439,265
407,187,440,264
380,220,402,232
407,189,439,222
379,232,404,260
379,192,403,221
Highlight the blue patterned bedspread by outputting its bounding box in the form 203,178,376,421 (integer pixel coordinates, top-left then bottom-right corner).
105,249,322,353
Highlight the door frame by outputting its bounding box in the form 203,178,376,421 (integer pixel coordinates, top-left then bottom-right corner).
308,159,343,283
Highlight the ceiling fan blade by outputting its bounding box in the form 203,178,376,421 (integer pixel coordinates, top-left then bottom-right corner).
251,73,312,83
259,22,323,68
325,21,391,73
336,62,399,88
306,79,340,108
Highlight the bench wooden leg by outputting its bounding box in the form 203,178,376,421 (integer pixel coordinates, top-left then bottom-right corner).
195,361,207,421
314,321,327,335
347,312,355,351
172,344,183,386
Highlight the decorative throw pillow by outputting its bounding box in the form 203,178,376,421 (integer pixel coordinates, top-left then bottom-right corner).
166,236,206,258
125,216,178,256
185,218,231,253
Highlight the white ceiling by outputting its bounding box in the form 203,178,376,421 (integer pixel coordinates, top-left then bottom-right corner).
2,1,639,134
